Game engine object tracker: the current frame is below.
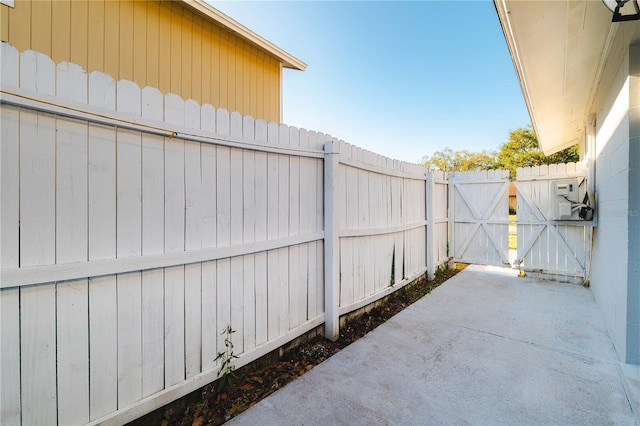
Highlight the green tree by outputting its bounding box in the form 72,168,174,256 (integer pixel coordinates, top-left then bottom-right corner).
495,126,579,176
423,147,496,172
422,126,580,176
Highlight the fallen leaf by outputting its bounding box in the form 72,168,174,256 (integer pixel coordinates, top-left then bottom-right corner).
240,383,254,391
192,417,205,426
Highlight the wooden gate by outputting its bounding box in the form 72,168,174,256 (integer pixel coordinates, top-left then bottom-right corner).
514,163,593,283
449,170,511,266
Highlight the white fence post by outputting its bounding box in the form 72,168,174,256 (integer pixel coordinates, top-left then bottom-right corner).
448,172,455,266
426,171,435,280
324,140,340,341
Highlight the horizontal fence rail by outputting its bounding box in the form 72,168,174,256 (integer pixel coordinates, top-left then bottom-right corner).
0,43,446,425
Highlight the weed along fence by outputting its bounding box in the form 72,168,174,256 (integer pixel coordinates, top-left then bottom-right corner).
0,43,449,425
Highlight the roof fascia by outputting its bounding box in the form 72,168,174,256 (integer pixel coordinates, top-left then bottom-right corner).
180,0,307,71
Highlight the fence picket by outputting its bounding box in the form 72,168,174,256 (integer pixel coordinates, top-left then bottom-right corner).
57,280,90,424
201,261,218,372
55,61,91,422
0,288,20,425
21,285,57,424
1,105,19,269
243,149,257,350
1,42,19,87
185,263,202,379
140,86,166,397
20,108,55,266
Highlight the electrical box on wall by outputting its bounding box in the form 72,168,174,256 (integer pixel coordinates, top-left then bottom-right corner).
552,179,581,220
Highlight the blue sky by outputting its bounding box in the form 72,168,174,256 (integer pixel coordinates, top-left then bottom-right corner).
210,1,532,164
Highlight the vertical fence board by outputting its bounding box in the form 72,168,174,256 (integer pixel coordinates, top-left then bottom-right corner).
201,261,217,371
289,150,301,328
278,247,290,334
267,153,279,239
20,109,56,267
140,88,166,398
267,250,279,340
57,280,90,424
0,288,20,425
0,105,19,269
278,155,290,239
216,258,231,358
142,87,165,256
201,144,217,248
185,141,203,250
185,263,202,379
164,265,185,387
117,272,143,406
298,242,309,323
243,150,256,351
164,97,187,386
88,72,116,262
230,256,244,352
141,268,165,397
115,123,142,257
185,140,203,379
254,252,268,345
164,137,185,253
201,146,218,367
21,285,57,424
1,42,19,87
56,116,88,263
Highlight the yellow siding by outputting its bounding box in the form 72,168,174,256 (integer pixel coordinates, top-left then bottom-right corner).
51,1,70,64
118,1,134,81
181,11,192,100
31,0,51,56
158,2,171,94
0,0,283,122
70,0,88,67
210,23,221,109
0,4,8,42
104,0,120,79
133,0,147,85
8,0,30,53
87,1,105,73
191,15,201,103
145,1,159,88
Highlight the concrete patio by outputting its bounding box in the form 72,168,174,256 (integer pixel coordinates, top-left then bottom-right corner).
230,264,640,425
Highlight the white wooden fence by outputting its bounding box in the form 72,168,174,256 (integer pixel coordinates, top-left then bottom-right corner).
515,163,593,282
427,170,450,276
0,43,448,425
449,170,511,267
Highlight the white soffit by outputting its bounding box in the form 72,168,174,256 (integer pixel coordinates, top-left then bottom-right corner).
495,0,612,155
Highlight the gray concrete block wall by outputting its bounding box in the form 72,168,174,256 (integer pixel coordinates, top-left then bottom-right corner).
592,48,630,363
627,43,640,365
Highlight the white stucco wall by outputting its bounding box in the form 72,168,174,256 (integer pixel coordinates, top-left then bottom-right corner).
592,52,630,361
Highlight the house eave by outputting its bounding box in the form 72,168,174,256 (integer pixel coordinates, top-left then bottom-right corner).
180,0,307,71
494,0,614,156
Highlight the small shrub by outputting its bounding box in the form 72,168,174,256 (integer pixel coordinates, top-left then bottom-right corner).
214,324,239,391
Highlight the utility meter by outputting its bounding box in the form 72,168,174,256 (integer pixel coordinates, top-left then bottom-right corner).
552,179,580,219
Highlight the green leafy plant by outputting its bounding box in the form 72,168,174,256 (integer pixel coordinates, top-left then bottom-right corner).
214,324,239,391
435,263,450,280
